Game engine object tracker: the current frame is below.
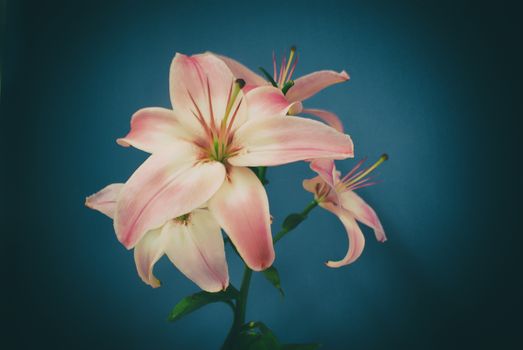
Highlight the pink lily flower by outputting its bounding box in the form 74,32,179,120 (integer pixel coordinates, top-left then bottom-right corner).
114,53,354,272
303,156,388,267
217,47,349,132
86,183,229,291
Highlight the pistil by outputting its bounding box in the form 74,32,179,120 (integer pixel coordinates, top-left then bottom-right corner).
339,154,389,192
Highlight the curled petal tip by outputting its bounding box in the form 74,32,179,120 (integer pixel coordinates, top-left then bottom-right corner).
151,279,161,288
377,231,387,243
340,70,350,80
325,260,344,268
288,101,303,115
116,138,131,147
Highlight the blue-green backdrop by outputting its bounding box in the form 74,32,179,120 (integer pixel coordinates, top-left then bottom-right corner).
3,0,521,349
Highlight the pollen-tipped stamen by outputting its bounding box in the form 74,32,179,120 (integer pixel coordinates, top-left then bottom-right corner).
341,157,367,183
342,154,388,191
272,50,277,80
225,98,243,136
206,77,217,131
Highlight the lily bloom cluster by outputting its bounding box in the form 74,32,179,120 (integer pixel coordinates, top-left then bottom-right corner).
86,49,386,293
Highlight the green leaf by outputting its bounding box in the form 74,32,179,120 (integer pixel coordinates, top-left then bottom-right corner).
235,332,263,349
167,286,239,322
262,266,284,297
281,343,322,350
237,322,280,349
282,213,305,231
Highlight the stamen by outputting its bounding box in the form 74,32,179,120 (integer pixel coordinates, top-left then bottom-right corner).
225,98,243,136
280,46,296,85
187,90,212,139
344,177,373,191
341,157,367,183
272,50,277,81
206,77,217,130
349,181,379,191
344,154,388,189
278,55,286,87
190,110,211,138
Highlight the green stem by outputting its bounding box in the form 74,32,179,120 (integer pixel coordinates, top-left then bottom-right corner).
235,266,253,327
274,199,318,243
221,267,252,349
221,168,318,349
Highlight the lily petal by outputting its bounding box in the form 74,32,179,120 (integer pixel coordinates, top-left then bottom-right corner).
169,53,247,126
229,116,354,167
322,203,365,268
134,227,165,288
208,167,274,271
310,159,337,188
245,86,297,120
85,183,124,219
115,145,226,249
215,54,268,87
302,175,323,196
340,191,386,242
286,70,349,102
301,108,344,133
164,209,229,292
117,107,195,154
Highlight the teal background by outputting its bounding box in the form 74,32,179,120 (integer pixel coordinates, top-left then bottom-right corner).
2,0,521,349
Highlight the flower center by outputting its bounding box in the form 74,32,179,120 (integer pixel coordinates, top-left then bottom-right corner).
174,213,191,225
187,79,245,163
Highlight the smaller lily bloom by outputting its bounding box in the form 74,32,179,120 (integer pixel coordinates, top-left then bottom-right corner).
85,184,229,292
217,47,349,132
303,155,388,267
